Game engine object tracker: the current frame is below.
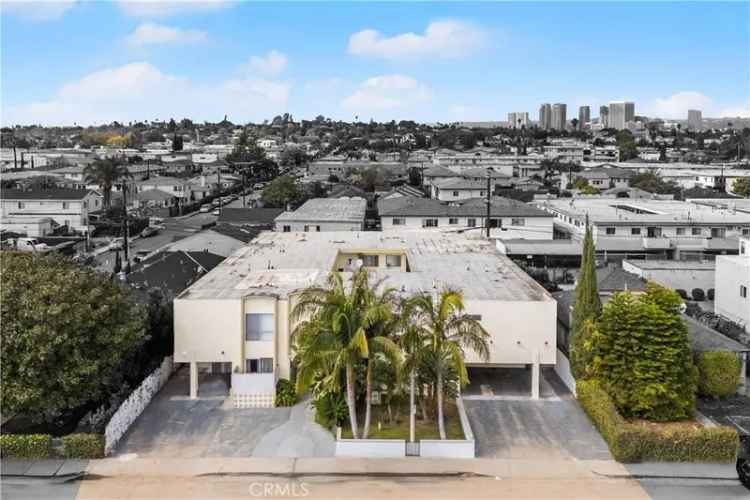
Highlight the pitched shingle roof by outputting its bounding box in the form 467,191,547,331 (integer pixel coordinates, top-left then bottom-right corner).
1,188,99,200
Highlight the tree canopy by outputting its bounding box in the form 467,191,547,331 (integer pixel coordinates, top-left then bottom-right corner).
261,175,305,208
1,253,146,420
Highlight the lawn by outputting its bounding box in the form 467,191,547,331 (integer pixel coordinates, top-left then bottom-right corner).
340,401,465,440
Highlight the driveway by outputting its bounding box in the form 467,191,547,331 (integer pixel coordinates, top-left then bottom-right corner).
464,368,612,460
115,367,334,458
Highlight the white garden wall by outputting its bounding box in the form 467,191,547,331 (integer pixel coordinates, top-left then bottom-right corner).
554,348,576,395
335,439,406,457
104,356,174,455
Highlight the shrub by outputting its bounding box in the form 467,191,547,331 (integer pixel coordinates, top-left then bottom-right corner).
0,434,52,459
577,379,738,463
61,433,105,458
707,289,715,301
675,289,688,300
696,351,741,399
313,391,349,428
274,379,297,407
691,288,705,301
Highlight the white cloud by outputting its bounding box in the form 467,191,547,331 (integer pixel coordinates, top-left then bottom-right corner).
342,75,431,112
651,91,713,119
125,22,207,46
718,103,750,118
116,0,230,18
248,50,288,76
348,19,487,61
3,61,291,125
1,0,78,22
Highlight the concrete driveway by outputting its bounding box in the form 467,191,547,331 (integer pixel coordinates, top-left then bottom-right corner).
464,368,612,460
115,367,334,458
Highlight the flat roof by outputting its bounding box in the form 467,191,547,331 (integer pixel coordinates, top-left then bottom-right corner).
178,231,553,303
624,259,715,270
535,198,750,225
275,197,367,224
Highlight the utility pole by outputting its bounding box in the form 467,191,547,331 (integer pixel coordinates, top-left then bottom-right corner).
218,167,222,216
121,183,130,274
486,167,492,238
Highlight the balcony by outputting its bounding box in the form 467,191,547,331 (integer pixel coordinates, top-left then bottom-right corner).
642,237,671,250
231,372,276,394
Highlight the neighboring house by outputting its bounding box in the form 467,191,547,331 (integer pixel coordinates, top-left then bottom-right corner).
379,196,554,240
174,231,555,405
218,208,285,227
274,197,367,232
622,259,715,294
128,250,225,300
167,223,260,257
715,237,750,330
567,165,633,190
0,188,102,235
132,189,179,209
136,177,193,202
431,179,488,201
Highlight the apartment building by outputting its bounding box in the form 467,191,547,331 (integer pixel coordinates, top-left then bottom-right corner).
0,188,102,235
174,231,556,405
715,237,750,330
274,197,367,232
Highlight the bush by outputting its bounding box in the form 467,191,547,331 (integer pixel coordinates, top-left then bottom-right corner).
696,351,742,399
675,289,688,300
0,434,52,459
313,391,349,428
577,379,738,463
61,433,105,458
274,379,297,407
707,289,715,301
691,288,705,301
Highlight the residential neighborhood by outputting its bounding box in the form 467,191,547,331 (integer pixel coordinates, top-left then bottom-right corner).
2,2,750,499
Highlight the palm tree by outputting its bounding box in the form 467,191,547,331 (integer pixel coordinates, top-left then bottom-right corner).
83,157,131,210
292,269,376,439
398,297,430,443
412,288,490,439
360,283,401,439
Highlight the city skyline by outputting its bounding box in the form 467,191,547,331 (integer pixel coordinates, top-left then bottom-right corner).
1,1,749,126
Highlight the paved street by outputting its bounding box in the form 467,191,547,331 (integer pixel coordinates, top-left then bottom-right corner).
114,367,334,458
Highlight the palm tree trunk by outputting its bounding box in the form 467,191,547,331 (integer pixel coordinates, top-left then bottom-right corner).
363,359,373,439
436,372,446,440
409,369,416,442
345,363,359,439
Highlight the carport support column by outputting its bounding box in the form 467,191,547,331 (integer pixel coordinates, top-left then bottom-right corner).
531,350,540,400
190,361,198,399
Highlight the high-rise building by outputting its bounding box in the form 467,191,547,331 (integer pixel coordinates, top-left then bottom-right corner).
507,112,529,129
599,105,609,128
539,103,552,130
688,109,703,131
578,106,591,130
608,101,635,130
551,103,567,130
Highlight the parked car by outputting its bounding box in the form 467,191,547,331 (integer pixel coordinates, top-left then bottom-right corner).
253,183,265,190
199,204,211,213
738,435,750,489
212,209,221,216
13,237,50,253
211,199,221,207
140,226,159,238
109,238,124,251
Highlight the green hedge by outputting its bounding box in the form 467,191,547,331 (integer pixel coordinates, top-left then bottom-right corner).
0,434,52,459
61,433,105,458
696,351,742,399
577,379,738,462
274,378,297,407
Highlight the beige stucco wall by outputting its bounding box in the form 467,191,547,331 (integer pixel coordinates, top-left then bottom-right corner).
174,298,243,369
463,299,557,366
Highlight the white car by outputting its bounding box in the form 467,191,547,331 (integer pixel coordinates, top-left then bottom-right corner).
212,209,221,216
14,238,50,253
199,204,211,213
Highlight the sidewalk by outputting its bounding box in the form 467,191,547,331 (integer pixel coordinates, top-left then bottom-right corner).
1,456,738,481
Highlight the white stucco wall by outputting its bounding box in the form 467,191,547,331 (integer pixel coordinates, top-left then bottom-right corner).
715,255,750,327
174,298,243,369
381,216,554,240
274,220,364,232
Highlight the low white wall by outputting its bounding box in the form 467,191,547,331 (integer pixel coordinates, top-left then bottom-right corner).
104,356,174,455
335,439,406,457
420,439,475,458
554,348,576,395
231,373,275,394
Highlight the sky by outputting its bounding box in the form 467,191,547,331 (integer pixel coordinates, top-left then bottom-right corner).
1,0,749,126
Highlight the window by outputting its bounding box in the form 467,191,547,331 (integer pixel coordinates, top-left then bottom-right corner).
692,227,702,236
743,228,750,236
315,226,321,232
489,219,502,228
480,191,486,197
676,227,685,236
741,285,747,299
385,255,402,268
449,218,459,225
631,228,641,235
304,225,310,232
452,191,459,197
647,227,662,238
17,202,24,209
605,227,616,235
511,218,525,226
392,218,405,226
245,313,274,341
246,358,274,374
711,227,726,238
62,202,69,209
362,255,379,267
422,219,438,228
467,218,477,227
283,225,291,232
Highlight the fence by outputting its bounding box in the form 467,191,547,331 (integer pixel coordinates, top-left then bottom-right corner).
103,356,174,455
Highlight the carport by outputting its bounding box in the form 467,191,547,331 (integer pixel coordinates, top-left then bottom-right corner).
463,366,556,399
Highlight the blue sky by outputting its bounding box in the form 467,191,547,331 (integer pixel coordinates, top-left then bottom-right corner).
2,1,749,125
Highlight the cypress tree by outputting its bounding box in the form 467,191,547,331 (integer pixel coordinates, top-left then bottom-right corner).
570,218,602,379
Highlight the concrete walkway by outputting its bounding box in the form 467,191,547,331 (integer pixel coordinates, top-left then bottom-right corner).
251,398,335,457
